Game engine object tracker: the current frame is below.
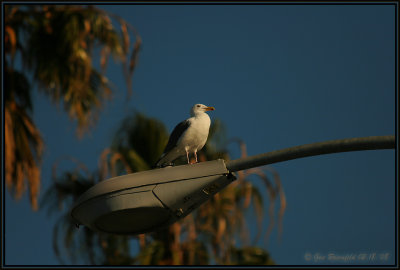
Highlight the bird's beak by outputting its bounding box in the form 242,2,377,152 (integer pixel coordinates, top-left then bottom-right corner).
205,106,215,111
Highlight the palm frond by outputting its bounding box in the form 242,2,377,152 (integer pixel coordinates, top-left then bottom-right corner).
5,93,43,210
6,5,140,136
111,112,169,167
4,4,141,209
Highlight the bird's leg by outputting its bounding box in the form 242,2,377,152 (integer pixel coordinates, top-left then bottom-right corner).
185,149,190,164
194,150,198,163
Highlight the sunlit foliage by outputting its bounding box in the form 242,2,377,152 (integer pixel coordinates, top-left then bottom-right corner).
5,67,43,210
5,5,140,209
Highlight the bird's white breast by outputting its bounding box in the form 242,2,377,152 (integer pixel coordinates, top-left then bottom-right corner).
178,114,211,152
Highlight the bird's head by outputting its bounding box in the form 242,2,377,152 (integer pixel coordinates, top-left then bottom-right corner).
190,104,215,116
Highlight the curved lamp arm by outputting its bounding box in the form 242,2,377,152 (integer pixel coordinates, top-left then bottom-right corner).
226,135,395,172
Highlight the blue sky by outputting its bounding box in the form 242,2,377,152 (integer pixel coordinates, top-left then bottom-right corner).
4,3,396,265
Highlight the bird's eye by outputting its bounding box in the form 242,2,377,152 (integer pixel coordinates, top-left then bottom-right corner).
197,105,201,107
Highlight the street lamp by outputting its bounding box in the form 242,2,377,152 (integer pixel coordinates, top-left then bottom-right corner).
71,135,395,235
71,159,235,234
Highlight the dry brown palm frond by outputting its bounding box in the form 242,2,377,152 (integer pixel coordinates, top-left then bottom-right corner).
189,219,197,242
129,36,142,75
26,163,40,210
170,223,183,264
264,166,287,242
216,217,227,244
120,22,130,55
99,148,134,180
5,25,17,58
182,214,198,259
228,138,287,246
109,152,132,176
246,168,276,242
4,105,15,188
5,99,43,210
246,166,286,243
251,186,264,245
15,163,25,199
6,5,141,140
104,9,142,98
100,46,110,73
243,181,253,208
99,148,112,180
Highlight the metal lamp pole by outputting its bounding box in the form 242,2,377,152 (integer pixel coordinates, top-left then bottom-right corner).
226,135,395,172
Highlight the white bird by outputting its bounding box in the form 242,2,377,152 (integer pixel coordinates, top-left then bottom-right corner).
155,104,215,167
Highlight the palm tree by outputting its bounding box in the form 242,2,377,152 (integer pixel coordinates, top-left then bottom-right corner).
5,5,141,210
5,66,44,210
41,112,285,265
41,158,134,265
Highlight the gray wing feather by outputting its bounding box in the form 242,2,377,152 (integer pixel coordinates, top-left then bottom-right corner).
154,119,191,167
162,119,191,154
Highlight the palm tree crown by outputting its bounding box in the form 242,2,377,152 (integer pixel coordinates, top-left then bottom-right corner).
5,5,141,209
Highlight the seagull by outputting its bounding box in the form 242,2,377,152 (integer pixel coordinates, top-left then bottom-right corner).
155,104,215,167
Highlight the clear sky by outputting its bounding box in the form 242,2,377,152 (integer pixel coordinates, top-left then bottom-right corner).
4,3,396,266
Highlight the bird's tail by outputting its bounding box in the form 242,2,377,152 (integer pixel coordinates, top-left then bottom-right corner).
151,160,161,169
152,162,173,169
152,155,170,168
151,154,165,169
152,154,163,168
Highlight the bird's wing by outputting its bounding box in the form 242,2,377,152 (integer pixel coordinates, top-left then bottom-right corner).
161,119,191,155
